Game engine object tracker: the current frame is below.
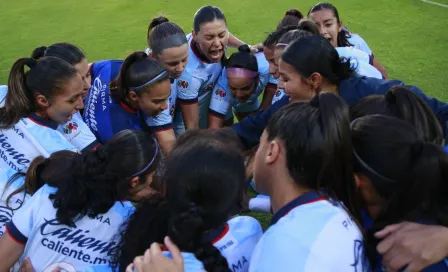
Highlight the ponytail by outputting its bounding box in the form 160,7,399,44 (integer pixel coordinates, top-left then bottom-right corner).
0,57,78,129
110,51,168,102
0,58,36,129
351,86,444,145
31,46,47,60
276,8,304,30
170,208,230,272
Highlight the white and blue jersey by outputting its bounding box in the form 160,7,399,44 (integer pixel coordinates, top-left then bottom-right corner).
83,60,177,142
174,34,223,130
56,112,100,151
0,168,29,238
85,216,262,272
336,47,382,79
347,34,373,58
209,53,271,120
249,191,369,272
5,184,135,271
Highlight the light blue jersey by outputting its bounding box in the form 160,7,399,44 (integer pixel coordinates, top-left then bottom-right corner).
6,184,135,272
249,191,369,272
347,34,373,57
84,216,262,272
336,47,382,79
209,53,271,120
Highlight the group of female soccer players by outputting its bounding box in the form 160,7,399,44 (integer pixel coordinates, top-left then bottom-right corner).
0,2,447,272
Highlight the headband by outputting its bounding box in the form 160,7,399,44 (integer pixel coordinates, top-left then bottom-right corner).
350,118,396,183
226,68,258,79
152,33,188,53
276,43,289,47
128,138,159,178
130,70,168,90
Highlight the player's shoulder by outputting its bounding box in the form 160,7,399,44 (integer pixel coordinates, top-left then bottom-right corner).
254,52,269,75
0,85,7,106
227,216,263,239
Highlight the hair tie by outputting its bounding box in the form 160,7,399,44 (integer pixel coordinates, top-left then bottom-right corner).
26,58,37,69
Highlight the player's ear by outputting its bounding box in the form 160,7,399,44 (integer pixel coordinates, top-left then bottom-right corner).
129,176,140,189
192,30,198,43
127,90,139,102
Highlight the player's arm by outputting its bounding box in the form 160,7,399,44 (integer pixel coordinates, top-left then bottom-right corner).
228,32,246,48
0,231,24,271
153,129,176,155
208,75,232,129
372,58,388,79
177,73,201,130
259,83,278,110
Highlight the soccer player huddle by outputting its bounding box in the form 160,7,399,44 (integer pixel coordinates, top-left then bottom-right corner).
0,2,447,272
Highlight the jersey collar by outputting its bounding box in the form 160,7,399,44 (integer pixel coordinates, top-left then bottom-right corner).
28,113,58,130
119,101,137,114
271,190,328,226
190,40,211,64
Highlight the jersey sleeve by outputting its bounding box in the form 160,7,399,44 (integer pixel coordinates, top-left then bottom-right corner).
209,71,233,118
350,34,373,57
177,71,202,104
5,186,47,245
145,109,173,132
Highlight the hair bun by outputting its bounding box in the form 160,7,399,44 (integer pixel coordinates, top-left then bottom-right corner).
285,8,303,18
149,16,170,31
238,44,251,53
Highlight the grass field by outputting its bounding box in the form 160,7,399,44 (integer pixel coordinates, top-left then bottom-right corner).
1,0,447,228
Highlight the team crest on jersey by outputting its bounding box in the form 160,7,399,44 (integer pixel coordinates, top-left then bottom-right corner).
275,90,282,97
215,89,226,98
63,122,78,134
177,80,189,90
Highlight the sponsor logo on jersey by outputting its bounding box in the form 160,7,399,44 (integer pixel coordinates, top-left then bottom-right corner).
177,80,189,90
63,122,78,134
215,89,226,97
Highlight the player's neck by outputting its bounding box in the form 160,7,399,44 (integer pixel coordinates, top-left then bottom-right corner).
320,80,338,94
269,174,311,214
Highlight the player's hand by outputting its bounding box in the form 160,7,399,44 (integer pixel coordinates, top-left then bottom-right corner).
250,43,263,53
375,222,448,272
19,258,35,272
126,236,184,272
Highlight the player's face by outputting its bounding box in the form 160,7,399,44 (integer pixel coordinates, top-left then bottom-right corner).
45,74,84,124
355,174,385,220
73,58,91,100
264,46,279,79
253,130,270,195
193,19,229,63
155,44,189,79
271,47,284,80
227,76,257,103
278,58,315,102
309,9,342,48
138,79,171,117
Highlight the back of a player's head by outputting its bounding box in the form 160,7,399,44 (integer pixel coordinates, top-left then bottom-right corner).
226,44,258,72
48,129,160,227
147,16,187,55
276,8,304,30
193,5,227,33
351,115,448,226
350,86,444,145
278,29,313,45
31,42,86,65
110,51,169,101
281,35,354,85
113,131,244,272
266,92,359,218
263,25,300,49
